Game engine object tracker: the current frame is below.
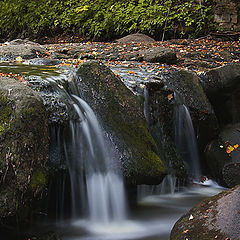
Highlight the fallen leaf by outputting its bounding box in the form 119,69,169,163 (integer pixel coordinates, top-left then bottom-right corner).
16,56,23,62
182,229,189,234
167,94,173,101
189,214,194,220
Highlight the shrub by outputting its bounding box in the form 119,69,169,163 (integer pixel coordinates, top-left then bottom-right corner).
0,0,217,40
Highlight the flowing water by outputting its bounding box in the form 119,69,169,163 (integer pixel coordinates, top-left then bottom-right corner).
174,104,201,181
65,94,127,224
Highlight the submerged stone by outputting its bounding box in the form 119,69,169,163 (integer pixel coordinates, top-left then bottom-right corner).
0,77,48,220
75,62,166,185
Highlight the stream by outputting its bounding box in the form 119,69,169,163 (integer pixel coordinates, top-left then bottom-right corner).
0,61,226,240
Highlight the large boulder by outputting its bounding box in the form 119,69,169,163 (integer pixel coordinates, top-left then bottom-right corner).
170,185,240,240
0,77,48,220
75,62,166,185
200,63,240,126
145,69,219,177
205,124,240,187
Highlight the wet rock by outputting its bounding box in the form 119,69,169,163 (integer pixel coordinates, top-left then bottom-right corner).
75,62,166,185
170,185,240,240
116,33,156,43
145,81,186,180
223,162,240,188
0,77,48,219
205,124,240,187
200,63,240,126
28,231,62,240
25,75,77,124
146,69,219,177
25,58,61,65
138,47,177,64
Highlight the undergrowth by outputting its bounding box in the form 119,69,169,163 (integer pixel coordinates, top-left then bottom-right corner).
0,0,217,40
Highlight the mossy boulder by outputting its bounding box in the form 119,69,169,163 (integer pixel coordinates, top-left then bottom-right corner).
205,123,240,187
0,77,48,220
75,62,166,185
170,185,240,240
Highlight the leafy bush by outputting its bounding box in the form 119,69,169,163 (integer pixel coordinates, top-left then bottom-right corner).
0,0,217,40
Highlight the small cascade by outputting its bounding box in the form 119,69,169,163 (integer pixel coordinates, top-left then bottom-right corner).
138,174,176,201
63,94,127,224
143,87,150,124
174,104,201,181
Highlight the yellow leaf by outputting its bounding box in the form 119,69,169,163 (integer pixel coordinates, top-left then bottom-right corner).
16,56,23,62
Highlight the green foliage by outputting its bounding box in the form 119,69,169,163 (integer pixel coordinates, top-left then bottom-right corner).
0,0,217,40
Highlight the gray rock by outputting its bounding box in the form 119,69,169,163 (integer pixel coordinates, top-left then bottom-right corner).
170,185,240,240
0,77,48,219
138,47,177,64
4,39,39,45
0,43,46,60
116,33,156,43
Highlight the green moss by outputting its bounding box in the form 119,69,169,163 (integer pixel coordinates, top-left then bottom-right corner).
30,170,47,190
77,62,166,183
0,94,13,134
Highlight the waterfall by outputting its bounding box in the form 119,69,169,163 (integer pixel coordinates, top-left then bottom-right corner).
63,94,127,224
174,104,201,181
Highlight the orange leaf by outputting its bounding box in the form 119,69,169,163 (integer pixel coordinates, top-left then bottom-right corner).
167,94,173,101
182,229,189,234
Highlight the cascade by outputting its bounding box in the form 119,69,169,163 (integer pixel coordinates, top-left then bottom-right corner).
63,94,128,223
138,174,176,201
174,104,201,181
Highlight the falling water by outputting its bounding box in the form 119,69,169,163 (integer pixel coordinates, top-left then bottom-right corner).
64,94,127,224
137,174,176,201
174,104,201,181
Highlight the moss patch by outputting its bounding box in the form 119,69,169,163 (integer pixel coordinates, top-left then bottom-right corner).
0,93,13,134
30,170,47,190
